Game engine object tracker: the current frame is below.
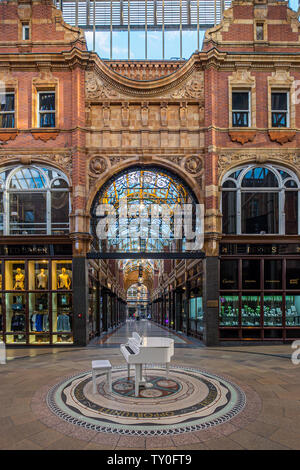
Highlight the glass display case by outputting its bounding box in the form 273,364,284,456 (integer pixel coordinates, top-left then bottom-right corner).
263,295,282,326
241,295,261,326
286,295,300,326
219,295,239,326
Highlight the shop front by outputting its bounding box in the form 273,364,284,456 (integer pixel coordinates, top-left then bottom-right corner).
219,243,300,341
0,243,73,345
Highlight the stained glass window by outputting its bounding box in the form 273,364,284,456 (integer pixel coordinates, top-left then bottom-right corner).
91,167,197,252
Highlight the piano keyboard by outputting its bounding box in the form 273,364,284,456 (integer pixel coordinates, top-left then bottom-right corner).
125,345,135,355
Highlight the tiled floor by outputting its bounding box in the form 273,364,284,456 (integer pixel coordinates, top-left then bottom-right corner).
1,321,300,450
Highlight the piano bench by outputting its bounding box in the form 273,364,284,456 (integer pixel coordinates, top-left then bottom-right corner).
91,360,112,394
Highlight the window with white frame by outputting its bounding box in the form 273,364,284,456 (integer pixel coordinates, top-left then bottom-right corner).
38,92,55,128
271,91,289,128
232,91,250,127
0,165,70,235
221,165,300,235
0,93,15,128
22,23,30,40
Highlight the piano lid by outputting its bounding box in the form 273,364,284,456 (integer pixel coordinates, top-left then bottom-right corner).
141,337,174,348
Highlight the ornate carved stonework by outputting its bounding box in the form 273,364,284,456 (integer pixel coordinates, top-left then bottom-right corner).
88,156,108,189
32,131,59,142
229,130,256,145
0,132,18,143
89,156,107,175
0,153,72,174
184,156,203,175
167,156,183,166
86,71,119,100
171,72,204,100
218,151,300,175
268,130,296,145
109,156,132,166
141,102,149,126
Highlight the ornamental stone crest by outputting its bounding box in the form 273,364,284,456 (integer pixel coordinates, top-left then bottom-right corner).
184,156,203,175
89,156,107,174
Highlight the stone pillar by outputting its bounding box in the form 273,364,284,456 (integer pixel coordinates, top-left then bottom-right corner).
73,257,89,346
203,257,219,346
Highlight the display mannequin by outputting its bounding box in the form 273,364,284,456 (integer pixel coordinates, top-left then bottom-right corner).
58,267,71,290
14,268,25,290
37,269,48,289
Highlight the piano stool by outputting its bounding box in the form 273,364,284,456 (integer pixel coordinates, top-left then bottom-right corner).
91,360,112,394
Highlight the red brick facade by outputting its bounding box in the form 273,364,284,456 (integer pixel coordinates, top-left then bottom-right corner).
0,0,300,345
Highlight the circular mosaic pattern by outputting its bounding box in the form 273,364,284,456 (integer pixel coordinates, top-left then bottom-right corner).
45,365,246,436
111,376,180,398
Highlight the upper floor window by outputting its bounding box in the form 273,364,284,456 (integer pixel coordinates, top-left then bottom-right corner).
271,92,288,128
0,165,70,236
38,92,55,128
0,93,15,128
232,92,250,127
256,23,264,41
22,23,30,40
221,164,300,235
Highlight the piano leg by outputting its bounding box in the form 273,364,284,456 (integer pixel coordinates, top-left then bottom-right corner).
135,364,142,397
166,363,169,379
127,363,130,380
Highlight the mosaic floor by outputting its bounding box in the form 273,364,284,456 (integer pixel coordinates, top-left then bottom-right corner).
32,364,261,439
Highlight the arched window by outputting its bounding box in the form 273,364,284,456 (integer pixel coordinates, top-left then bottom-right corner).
0,165,70,235
221,164,300,235
91,167,198,252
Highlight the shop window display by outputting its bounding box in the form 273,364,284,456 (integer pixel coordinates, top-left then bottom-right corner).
1,258,73,345
5,261,26,291
241,295,261,326
219,295,239,326
286,296,300,326
5,293,26,343
28,261,49,290
52,260,72,290
263,295,282,326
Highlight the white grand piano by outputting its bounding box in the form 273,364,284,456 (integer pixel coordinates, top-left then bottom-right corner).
120,332,174,396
